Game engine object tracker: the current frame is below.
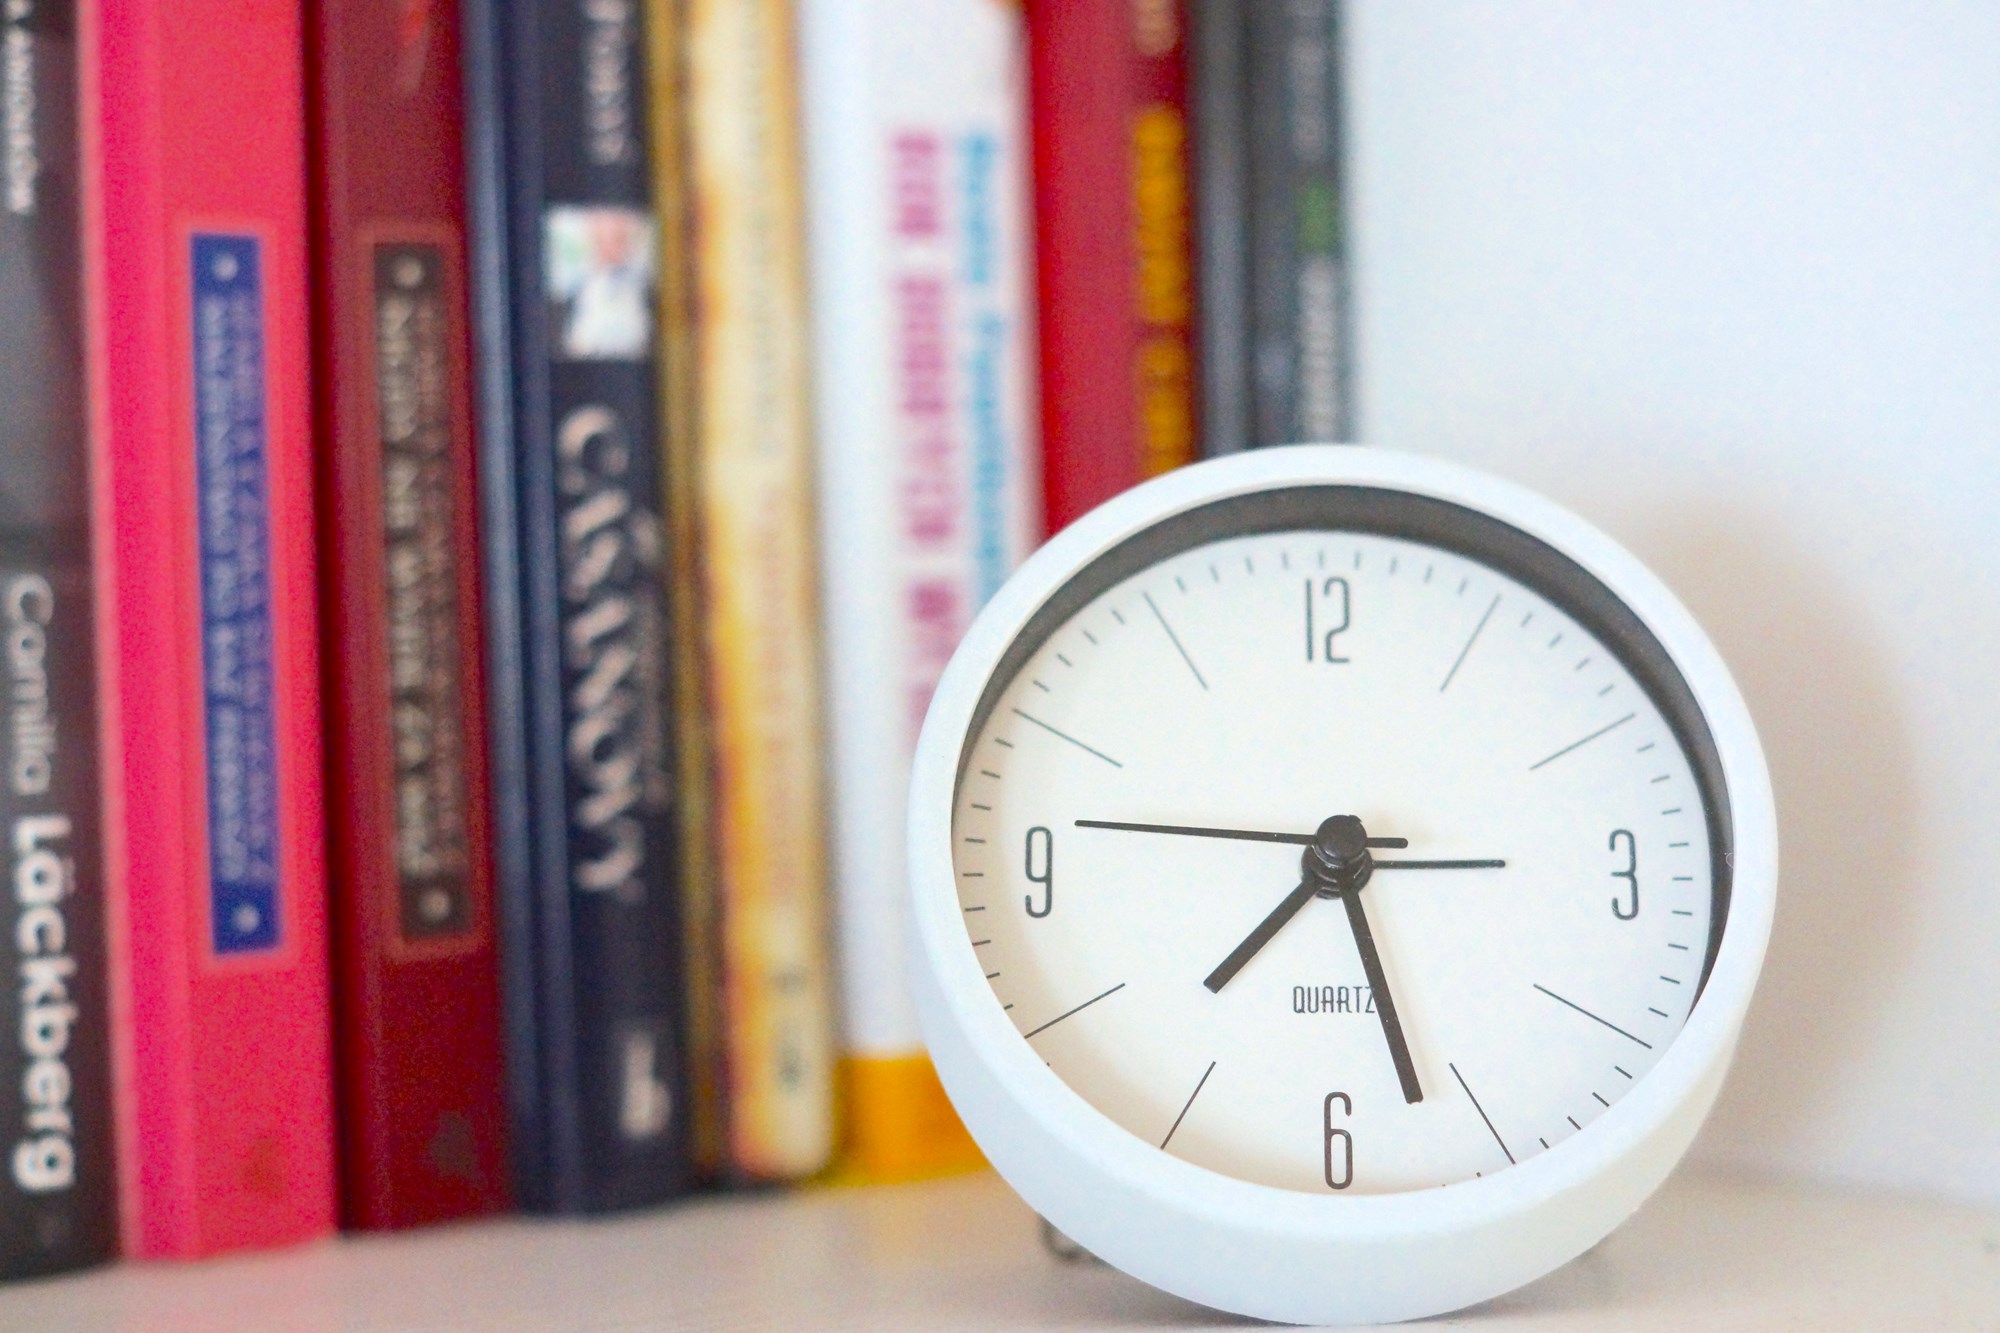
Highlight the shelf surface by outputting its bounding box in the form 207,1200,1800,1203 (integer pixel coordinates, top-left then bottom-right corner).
0,1167,1994,1329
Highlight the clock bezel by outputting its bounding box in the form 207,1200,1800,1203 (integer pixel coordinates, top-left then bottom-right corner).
908,446,1777,1324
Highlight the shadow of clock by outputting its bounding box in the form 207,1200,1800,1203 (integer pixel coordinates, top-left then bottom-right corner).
1625,509,1920,1174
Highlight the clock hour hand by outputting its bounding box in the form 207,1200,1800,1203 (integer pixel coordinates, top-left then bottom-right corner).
1203,879,1316,993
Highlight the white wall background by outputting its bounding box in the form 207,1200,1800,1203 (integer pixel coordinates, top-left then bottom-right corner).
1347,2,2000,1207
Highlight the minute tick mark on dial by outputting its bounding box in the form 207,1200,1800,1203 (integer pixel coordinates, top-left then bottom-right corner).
1533,983,1653,1049
1143,591,1209,691
1160,1060,1217,1150
1449,1062,1514,1165
1022,982,1128,1039
1528,712,1637,771
1010,708,1123,767
1439,594,1501,693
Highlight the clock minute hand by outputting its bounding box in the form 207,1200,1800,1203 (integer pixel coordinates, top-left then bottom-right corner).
1340,887,1423,1104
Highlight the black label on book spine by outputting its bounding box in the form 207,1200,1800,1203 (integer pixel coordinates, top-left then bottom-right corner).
0,0,116,1276
373,243,474,943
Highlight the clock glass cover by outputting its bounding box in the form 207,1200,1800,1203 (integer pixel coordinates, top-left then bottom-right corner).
949,487,1732,1196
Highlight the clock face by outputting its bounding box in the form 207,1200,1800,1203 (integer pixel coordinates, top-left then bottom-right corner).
949,489,1731,1197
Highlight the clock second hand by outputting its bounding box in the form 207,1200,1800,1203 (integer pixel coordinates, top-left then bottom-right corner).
1075,819,1504,870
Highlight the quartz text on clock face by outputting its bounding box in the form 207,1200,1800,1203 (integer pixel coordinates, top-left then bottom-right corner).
951,528,1719,1195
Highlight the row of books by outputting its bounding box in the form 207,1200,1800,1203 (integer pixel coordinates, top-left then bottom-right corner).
0,0,1349,1278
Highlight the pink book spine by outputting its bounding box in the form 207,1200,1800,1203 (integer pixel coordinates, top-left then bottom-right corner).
82,0,336,1257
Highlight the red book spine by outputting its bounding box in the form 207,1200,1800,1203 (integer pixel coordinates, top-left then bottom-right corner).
81,0,337,1255
307,1,509,1228
1030,0,1199,533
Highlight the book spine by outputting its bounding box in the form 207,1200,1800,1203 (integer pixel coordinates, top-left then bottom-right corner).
1189,0,1249,455
1030,0,1198,532
644,0,728,1183
0,0,117,1277
798,0,1039,1181
464,0,693,1212
683,0,836,1181
307,0,511,1228
1245,0,1353,446
81,0,337,1256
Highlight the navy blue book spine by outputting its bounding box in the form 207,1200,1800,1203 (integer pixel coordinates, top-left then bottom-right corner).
0,0,116,1274
463,0,691,1213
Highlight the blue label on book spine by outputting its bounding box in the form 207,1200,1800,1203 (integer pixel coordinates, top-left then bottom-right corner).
190,234,282,957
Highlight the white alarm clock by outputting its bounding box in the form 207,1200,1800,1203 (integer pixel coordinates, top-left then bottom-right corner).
906,447,1776,1324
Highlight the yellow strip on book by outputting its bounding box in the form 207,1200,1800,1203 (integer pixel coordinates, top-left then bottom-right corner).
830,1056,985,1184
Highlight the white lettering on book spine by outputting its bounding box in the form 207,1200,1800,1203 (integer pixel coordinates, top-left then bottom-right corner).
557,405,669,904
11,813,74,1194
6,577,76,1194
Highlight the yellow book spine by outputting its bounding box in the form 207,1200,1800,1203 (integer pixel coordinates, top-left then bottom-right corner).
684,0,837,1179
646,0,728,1180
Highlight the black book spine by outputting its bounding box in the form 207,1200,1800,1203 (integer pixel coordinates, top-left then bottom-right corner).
0,0,116,1275
464,0,691,1212
1244,0,1353,446
1191,0,1251,456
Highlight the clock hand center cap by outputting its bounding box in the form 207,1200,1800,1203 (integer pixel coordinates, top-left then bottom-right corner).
1306,815,1374,898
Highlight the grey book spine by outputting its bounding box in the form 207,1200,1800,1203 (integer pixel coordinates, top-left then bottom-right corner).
1191,0,1251,455
1245,0,1353,446
0,0,117,1277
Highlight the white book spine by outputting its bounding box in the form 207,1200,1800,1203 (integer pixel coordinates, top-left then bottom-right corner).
799,0,1041,1062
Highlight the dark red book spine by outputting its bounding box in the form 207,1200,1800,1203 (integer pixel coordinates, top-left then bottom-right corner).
1030,0,1199,532
307,0,510,1228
